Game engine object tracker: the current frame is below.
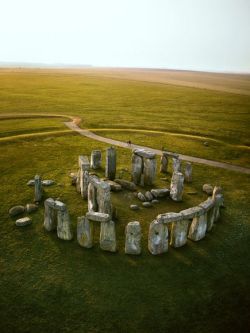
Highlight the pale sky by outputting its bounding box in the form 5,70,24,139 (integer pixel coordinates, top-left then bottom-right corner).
0,0,250,72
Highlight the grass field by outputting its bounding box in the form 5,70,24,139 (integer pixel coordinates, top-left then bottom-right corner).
0,69,250,333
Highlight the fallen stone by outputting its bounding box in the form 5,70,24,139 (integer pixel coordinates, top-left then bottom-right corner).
148,220,168,255
151,188,170,198
130,204,139,211
27,180,35,186
203,184,213,195
125,221,141,255
106,180,122,192
15,217,32,227
86,211,110,223
9,205,25,217
133,148,156,159
114,179,137,191
142,201,152,208
26,203,38,213
145,191,154,201
42,180,55,186
137,192,146,202
151,199,159,204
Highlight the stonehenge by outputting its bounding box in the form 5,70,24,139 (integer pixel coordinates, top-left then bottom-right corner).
131,149,157,186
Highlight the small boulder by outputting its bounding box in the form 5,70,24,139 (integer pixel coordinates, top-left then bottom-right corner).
15,217,32,227
114,179,137,191
145,191,154,201
143,202,152,208
203,184,213,195
26,204,38,213
151,189,170,198
137,192,146,202
152,199,159,204
130,204,139,211
27,180,35,186
9,205,25,217
42,180,55,186
106,180,122,192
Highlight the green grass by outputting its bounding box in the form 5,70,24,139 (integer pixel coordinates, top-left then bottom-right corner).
0,69,250,333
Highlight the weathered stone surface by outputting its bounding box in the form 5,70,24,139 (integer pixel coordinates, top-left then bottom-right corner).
27,180,35,186
100,220,117,252
114,179,137,191
144,158,157,186
80,171,89,199
130,204,139,211
199,198,215,212
170,220,189,248
77,216,93,248
96,181,112,215
210,193,224,224
203,184,213,195
34,175,42,202
157,212,183,224
180,206,204,220
145,191,154,201
137,192,146,202
26,203,38,213
151,188,170,198
212,186,223,199
170,172,184,201
125,221,141,255
76,170,81,193
133,148,156,159
152,199,159,204
148,220,168,255
106,180,122,192
105,147,116,180
172,158,181,173
42,180,55,186
55,202,73,240
142,201,152,208
15,217,32,227
160,154,168,173
184,162,192,183
9,205,25,217
88,182,98,212
131,153,143,184
86,211,110,223
188,212,207,241
78,155,90,170
44,198,57,231
90,150,102,169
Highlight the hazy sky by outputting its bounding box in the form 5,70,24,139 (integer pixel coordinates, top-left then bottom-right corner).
1,0,250,72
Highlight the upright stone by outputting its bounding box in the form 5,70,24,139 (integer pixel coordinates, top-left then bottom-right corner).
56,201,73,241
170,219,189,248
148,220,168,255
88,182,98,212
199,198,215,232
34,175,42,202
77,216,93,248
125,221,142,255
91,150,102,169
105,147,116,180
144,158,157,186
170,172,184,201
172,157,181,173
81,171,89,199
44,198,56,231
184,162,192,183
96,181,112,215
78,155,90,170
131,153,143,184
100,220,117,252
188,207,207,241
160,153,168,173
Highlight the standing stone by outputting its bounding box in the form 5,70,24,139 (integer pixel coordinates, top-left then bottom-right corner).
77,216,93,248
172,158,181,173
199,198,215,232
81,171,89,199
148,220,168,255
91,150,102,169
105,147,116,180
184,162,192,183
188,207,207,241
125,221,141,255
144,158,157,186
44,198,57,231
77,156,90,194
160,153,168,173
78,155,90,170
210,193,224,224
88,182,98,212
56,201,73,241
34,175,42,202
170,219,189,248
131,153,143,184
96,181,112,215
170,172,184,202
100,220,117,252
76,169,81,193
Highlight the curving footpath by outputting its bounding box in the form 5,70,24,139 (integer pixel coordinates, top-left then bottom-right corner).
65,120,250,175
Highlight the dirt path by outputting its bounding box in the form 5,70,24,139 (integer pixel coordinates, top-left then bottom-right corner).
65,120,250,175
